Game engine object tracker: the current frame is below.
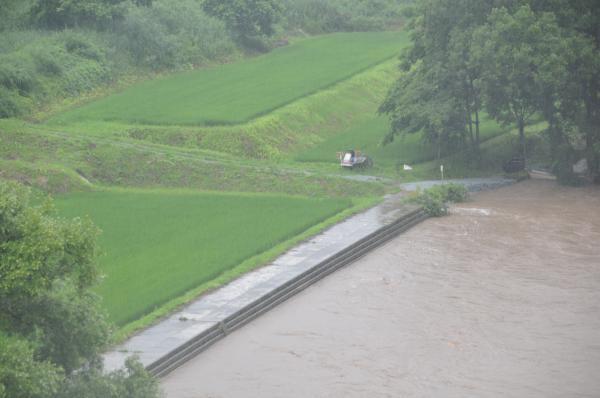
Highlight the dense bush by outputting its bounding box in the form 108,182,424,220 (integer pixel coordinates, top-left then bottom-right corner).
410,183,468,216
117,0,236,69
282,0,410,34
0,30,117,117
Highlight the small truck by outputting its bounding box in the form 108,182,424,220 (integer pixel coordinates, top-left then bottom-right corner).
337,150,373,169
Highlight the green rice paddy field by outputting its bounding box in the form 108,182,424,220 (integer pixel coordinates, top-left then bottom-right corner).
48,31,408,127
55,189,351,325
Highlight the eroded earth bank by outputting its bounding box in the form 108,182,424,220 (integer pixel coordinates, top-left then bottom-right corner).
162,180,600,398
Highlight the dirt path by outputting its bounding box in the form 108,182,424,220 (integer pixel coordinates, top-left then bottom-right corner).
161,180,600,398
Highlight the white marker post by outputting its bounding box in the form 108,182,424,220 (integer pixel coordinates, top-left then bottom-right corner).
440,164,444,181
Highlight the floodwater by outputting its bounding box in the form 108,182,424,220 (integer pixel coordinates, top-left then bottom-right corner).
162,180,600,398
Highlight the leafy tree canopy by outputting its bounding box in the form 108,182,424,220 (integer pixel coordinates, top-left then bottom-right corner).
29,0,130,29
202,0,283,40
381,0,600,178
0,181,161,397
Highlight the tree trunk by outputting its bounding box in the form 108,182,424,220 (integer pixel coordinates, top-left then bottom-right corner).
470,78,481,158
518,118,526,158
584,79,600,178
474,109,481,151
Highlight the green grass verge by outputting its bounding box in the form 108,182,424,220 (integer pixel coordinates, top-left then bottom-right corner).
48,31,407,126
54,188,353,325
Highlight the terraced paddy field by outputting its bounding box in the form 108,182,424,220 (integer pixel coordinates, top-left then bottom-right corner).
48,31,408,127
55,189,352,325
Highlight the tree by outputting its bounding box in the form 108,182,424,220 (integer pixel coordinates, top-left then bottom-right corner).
29,0,129,29
528,0,600,178
381,0,512,161
471,5,569,157
379,60,467,161
0,181,160,397
0,0,34,31
202,0,283,42
0,333,63,398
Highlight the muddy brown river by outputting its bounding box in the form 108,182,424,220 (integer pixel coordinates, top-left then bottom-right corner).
162,180,600,398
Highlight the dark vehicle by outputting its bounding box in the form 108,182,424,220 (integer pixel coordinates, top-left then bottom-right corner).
503,157,525,173
337,150,373,169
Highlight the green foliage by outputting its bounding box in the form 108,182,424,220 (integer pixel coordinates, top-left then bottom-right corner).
0,332,63,398
386,0,599,180
30,0,129,29
472,5,568,156
0,181,160,397
0,89,29,118
410,183,468,217
64,34,105,61
58,357,160,398
49,31,403,126
55,189,351,324
379,0,506,161
117,0,235,69
282,0,410,34
0,0,35,31
202,0,283,41
21,281,112,373
379,60,468,159
0,182,99,297
0,181,108,373
0,30,115,116
0,59,37,94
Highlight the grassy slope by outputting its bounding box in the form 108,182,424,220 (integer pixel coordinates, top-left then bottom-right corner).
55,189,352,325
48,32,405,126
0,119,386,197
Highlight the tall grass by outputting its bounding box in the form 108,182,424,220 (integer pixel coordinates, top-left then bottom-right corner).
55,189,351,325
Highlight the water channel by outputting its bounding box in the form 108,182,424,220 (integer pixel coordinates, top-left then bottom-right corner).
162,180,600,397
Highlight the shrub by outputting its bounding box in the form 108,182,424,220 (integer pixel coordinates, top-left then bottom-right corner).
282,0,409,34
409,183,468,216
0,89,25,117
0,59,37,94
33,49,64,76
64,34,105,62
117,0,235,69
